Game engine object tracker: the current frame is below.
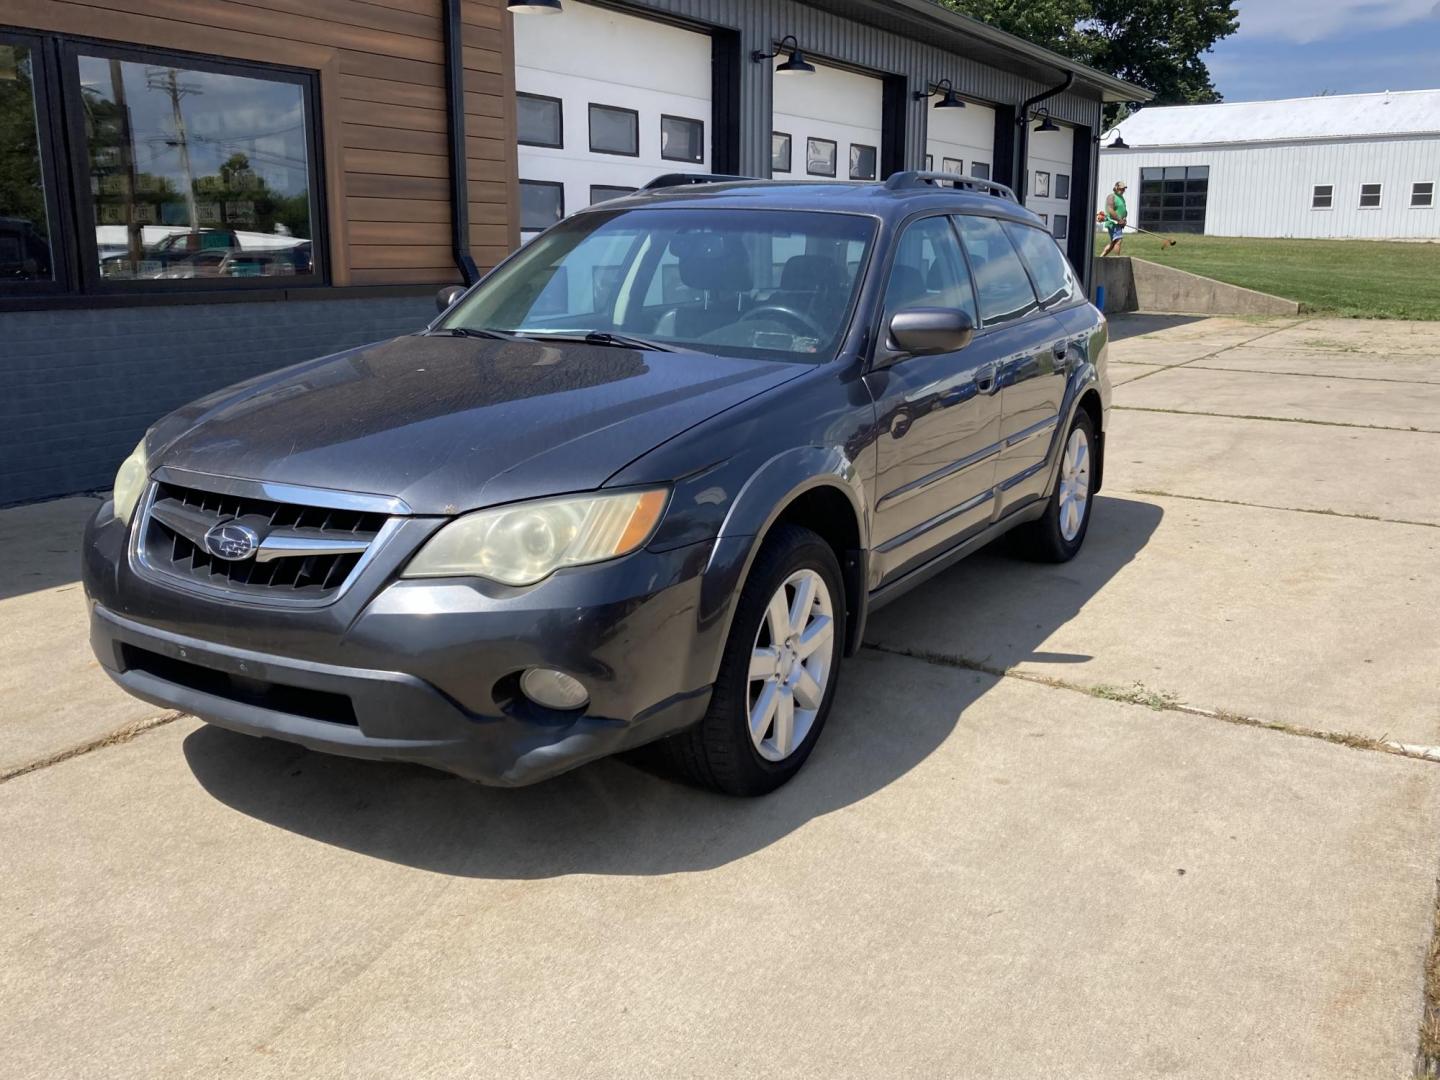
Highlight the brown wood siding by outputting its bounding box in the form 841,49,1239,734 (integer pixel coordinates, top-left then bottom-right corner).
11,0,520,286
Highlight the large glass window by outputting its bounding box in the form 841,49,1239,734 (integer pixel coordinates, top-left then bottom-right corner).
589,104,638,156
517,93,562,148
1,41,54,283
952,214,1039,327
520,180,564,232
441,208,877,362
1138,164,1208,234
660,115,703,163
76,51,317,283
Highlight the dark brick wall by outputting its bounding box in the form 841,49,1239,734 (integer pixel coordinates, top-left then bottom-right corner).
0,295,435,506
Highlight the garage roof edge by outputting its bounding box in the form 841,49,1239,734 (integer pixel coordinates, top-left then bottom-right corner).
858,0,1153,105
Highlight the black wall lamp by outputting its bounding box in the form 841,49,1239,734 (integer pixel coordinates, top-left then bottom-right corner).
1032,107,1060,132
507,0,563,12
914,78,965,109
752,35,816,75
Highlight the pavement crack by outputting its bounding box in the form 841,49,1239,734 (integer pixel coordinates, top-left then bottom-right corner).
1119,488,1440,529
862,641,1440,764
1113,404,1440,435
0,711,187,784
1415,880,1440,1079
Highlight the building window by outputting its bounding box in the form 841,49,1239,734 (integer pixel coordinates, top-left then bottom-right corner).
1053,213,1068,240
971,162,990,180
1139,164,1209,234
660,115,703,163
942,156,963,176
806,137,836,177
520,180,564,231
517,93,562,148
924,154,933,171
1359,183,1382,208
0,38,55,285
1312,184,1334,209
1033,171,1051,198
1412,182,1434,208
771,132,791,173
589,185,635,205
3,38,326,295
588,104,638,156
849,143,877,181
1055,173,1070,200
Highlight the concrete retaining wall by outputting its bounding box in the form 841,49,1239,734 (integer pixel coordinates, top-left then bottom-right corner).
1092,257,1300,317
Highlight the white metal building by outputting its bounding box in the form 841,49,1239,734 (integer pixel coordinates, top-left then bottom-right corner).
1099,90,1440,239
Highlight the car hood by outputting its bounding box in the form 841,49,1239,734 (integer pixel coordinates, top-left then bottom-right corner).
149,334,806,514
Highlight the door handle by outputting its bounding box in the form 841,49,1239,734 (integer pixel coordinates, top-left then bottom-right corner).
974,363,999,395
1052,342,1069,361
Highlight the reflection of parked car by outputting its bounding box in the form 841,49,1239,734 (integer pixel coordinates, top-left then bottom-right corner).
100,228,238,277
150,249,229,279
217,251,297,278
84,171,1109,796
0,216,53,280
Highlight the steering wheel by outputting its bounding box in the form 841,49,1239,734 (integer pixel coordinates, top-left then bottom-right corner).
736,304,825,339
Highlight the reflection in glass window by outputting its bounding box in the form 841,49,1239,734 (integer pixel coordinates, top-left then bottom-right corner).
661,115,703,163
952,214,1039,326
1003,219,1078,308
77,54,314,282
806,137,836,177
589,104,638,156
520,180,564,231
771,132,791,174
849,143,876,181
1056,173,1070,199
884,215,976,326
0,43,54,281
971,162,989,180
517,93,562,148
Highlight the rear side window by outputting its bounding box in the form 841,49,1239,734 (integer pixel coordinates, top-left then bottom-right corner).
951,215,1039,326
882,216,977,326
1002,221,1079,308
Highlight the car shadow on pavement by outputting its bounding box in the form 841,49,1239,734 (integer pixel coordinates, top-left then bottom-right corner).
183,494,1163,879
1106,314,1207,341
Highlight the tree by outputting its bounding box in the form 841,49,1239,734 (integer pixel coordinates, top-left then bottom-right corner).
942,0,1239,116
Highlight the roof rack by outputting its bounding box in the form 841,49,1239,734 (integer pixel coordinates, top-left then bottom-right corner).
642,172,756,190
884,171,1019,202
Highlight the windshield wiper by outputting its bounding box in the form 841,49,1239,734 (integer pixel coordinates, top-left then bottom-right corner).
429,326,517,341
522,330,675,352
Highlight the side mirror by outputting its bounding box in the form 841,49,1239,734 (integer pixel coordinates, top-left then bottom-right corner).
886,307,975,358
435,284,467,313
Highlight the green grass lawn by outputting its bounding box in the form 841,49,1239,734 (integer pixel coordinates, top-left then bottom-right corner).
1097,232,1440,320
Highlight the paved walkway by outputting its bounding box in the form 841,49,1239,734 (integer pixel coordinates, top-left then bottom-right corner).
2,315,1438,1078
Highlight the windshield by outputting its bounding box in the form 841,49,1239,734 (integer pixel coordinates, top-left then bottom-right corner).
440,207,877,361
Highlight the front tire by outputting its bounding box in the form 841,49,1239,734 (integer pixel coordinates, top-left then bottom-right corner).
1014,410,1096,563
661,525,844,796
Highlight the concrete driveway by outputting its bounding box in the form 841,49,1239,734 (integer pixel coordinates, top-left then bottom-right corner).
3,315,1438,1079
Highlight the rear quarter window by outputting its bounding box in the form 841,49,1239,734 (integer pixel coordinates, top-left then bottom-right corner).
1002,220,1080,308
951,215,1039,327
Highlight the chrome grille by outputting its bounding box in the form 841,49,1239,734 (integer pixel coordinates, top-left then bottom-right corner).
137,479,392,601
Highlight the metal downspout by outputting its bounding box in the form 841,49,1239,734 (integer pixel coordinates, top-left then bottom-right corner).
442,0,479,285
1015,71,1075,202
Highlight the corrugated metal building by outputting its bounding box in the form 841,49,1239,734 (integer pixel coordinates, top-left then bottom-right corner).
2,0,1144,504
1099,90,1440,239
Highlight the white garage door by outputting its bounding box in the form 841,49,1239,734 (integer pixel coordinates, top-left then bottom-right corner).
1026,124,1076,245
925,101,996,183
771,62,883,182
514,1,711,240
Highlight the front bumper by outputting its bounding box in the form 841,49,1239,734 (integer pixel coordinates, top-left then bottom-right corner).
84,503,732,786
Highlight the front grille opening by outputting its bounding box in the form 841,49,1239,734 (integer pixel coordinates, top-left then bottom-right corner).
141,481,390,600
121,644,358,727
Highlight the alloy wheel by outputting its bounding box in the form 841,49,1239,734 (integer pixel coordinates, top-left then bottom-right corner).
1058,426,1091,542
747,569,835,762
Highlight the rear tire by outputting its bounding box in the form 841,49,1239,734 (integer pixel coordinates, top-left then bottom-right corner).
660,525,844,796
1012,409,1096,563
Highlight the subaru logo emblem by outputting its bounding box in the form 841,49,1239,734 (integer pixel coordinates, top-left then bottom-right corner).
203,520,261,562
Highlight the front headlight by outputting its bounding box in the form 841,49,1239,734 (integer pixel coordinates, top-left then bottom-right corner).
112,440,149,525
402,489,668,586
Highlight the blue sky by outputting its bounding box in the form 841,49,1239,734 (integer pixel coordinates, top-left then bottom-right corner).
1206,0,1440,101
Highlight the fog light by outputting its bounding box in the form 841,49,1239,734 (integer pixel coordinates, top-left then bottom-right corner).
520,668,589,711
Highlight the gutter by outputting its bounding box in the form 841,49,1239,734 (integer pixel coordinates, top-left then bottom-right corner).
1014,71,1074,201
442,0,479,285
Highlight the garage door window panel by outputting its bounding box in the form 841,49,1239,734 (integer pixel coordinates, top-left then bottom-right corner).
971,162,989,180
520,180,564,232
806,138,837,178
772,132,792,174
953,215,1039,327
517,93,563,149
589,104,639,157
849,144,876,181
661,115,703,164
